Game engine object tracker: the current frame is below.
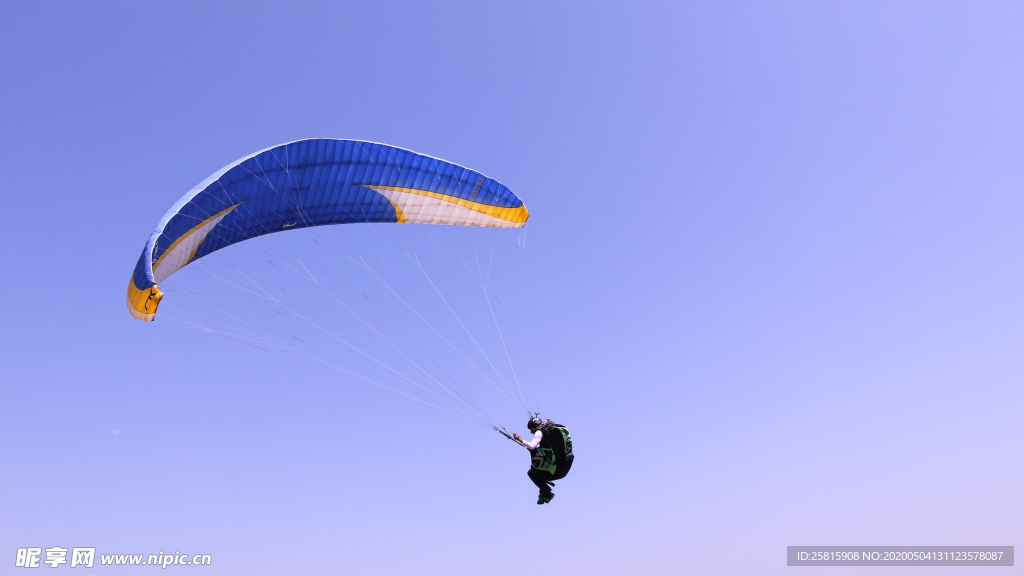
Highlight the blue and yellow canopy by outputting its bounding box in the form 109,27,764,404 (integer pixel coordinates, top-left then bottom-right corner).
128,139,528,320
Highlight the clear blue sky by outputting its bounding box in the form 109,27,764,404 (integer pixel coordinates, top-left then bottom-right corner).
2,2,1022,574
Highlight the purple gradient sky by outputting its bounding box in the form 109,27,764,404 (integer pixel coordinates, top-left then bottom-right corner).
1,2,1022,574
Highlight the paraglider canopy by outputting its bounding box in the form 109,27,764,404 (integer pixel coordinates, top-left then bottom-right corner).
127,139,529,321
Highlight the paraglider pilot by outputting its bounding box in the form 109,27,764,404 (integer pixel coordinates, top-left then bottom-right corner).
514,418,573,505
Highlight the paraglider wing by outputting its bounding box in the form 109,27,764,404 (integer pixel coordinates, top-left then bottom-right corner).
127,139,528,320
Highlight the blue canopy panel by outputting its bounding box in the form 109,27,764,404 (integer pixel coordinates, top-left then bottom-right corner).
128,139,528,321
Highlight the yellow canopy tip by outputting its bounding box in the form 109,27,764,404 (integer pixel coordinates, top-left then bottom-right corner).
126,279,163,321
